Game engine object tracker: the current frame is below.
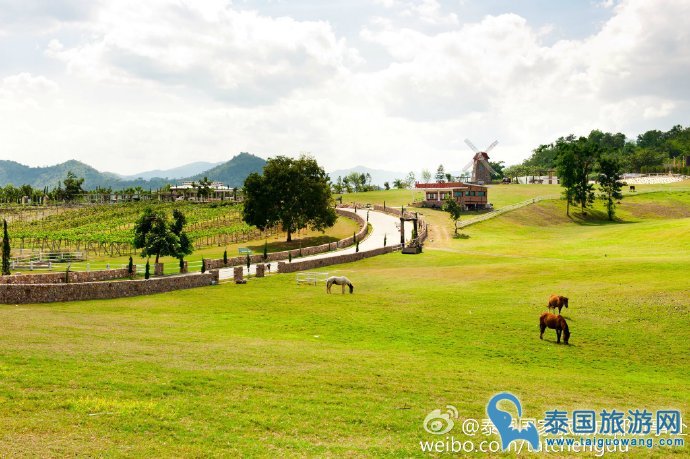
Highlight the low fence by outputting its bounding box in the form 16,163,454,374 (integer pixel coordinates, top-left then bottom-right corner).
204,208,367,270
0,267,134,284
277,245,402,274
0,270,219,304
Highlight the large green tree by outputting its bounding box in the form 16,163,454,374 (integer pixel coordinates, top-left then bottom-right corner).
63,171,85,201
133,208,189,263
555,136,600,216
171,209,193,261
598,156,624,221
243,155,337,242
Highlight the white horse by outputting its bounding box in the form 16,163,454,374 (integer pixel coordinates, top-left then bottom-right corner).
326,276,354,294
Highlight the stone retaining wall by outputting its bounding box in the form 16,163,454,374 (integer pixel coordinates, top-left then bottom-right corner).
0,267,134,285
0,270,219,304
277,245,401,274
204,208,367,270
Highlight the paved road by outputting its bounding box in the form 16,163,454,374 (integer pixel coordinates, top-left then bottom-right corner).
218,208,413,280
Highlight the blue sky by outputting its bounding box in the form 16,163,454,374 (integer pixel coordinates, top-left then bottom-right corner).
0,0,688,175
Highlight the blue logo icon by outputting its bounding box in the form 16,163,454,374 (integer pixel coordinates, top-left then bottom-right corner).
486,392,540,451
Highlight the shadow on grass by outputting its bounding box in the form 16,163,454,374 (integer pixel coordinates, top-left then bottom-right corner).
568,209,634,226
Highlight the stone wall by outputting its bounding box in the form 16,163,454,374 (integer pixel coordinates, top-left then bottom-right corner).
0,267,134,285
277,245,401,274
204,208,367,270
0,270,219,304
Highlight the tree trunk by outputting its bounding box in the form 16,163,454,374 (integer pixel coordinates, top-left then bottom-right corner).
156,253,160,263
286,230,292,242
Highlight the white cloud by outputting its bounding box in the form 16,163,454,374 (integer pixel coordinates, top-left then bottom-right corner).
1,0,689,175
46,1,362,105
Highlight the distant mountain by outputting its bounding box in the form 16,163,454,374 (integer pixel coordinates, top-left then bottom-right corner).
0,153,266,190
120,161,223,180
188,152,265,186
328,166,406,187
0,159,127,190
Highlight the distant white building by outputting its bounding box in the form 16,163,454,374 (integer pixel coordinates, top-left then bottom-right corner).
168,181,236,201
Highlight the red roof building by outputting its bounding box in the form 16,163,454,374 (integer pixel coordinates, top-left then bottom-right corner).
415,181,489,210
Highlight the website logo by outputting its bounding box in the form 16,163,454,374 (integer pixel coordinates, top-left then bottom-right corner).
423,405,459,435
486,392,540,451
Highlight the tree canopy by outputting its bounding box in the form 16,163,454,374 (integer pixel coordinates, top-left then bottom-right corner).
517,125,690,174
243,155,337,242
133,208,192,263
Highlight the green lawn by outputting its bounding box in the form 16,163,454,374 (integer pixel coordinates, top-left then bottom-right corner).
0,189,688,457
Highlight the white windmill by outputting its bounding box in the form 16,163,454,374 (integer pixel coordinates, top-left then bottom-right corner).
462,139,499,184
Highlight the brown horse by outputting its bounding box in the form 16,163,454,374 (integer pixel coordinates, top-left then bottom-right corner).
539,312,570,344
548,294,569,314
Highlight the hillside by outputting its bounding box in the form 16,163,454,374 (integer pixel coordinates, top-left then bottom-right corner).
0,153,265,190
188,152,265,186
0,159,127,190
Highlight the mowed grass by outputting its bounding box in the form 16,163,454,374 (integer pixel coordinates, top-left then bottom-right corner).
0,190,689,456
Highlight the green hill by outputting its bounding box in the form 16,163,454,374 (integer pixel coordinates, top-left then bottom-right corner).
0,153,266,190
188,152,265,186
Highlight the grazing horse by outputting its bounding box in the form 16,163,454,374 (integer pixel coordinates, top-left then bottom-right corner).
539,312,570,344
548,294,569,314
326,276,354,294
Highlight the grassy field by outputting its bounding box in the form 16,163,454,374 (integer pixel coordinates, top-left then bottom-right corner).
0,186,688,457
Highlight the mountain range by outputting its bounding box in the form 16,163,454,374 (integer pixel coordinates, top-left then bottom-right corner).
0,153,266,190
117,161,223,180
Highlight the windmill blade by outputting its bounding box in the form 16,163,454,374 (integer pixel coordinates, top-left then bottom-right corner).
464,138,479,153
479,157,498,175
462,159,474,171
485,140,499,153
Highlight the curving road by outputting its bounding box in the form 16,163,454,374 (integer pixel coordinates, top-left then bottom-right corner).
218,208,413,280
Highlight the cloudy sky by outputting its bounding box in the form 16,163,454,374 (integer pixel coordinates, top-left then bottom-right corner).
0,0,688,175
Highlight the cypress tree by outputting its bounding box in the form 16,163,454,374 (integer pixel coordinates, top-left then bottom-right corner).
263,241,268,261
223,249,228,266
127,256,133,275
201,259,206,273
145,259,150,279
246,254,251,270
2,219,10,276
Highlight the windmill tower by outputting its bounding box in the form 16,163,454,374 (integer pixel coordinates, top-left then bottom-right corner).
463,139,498,184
